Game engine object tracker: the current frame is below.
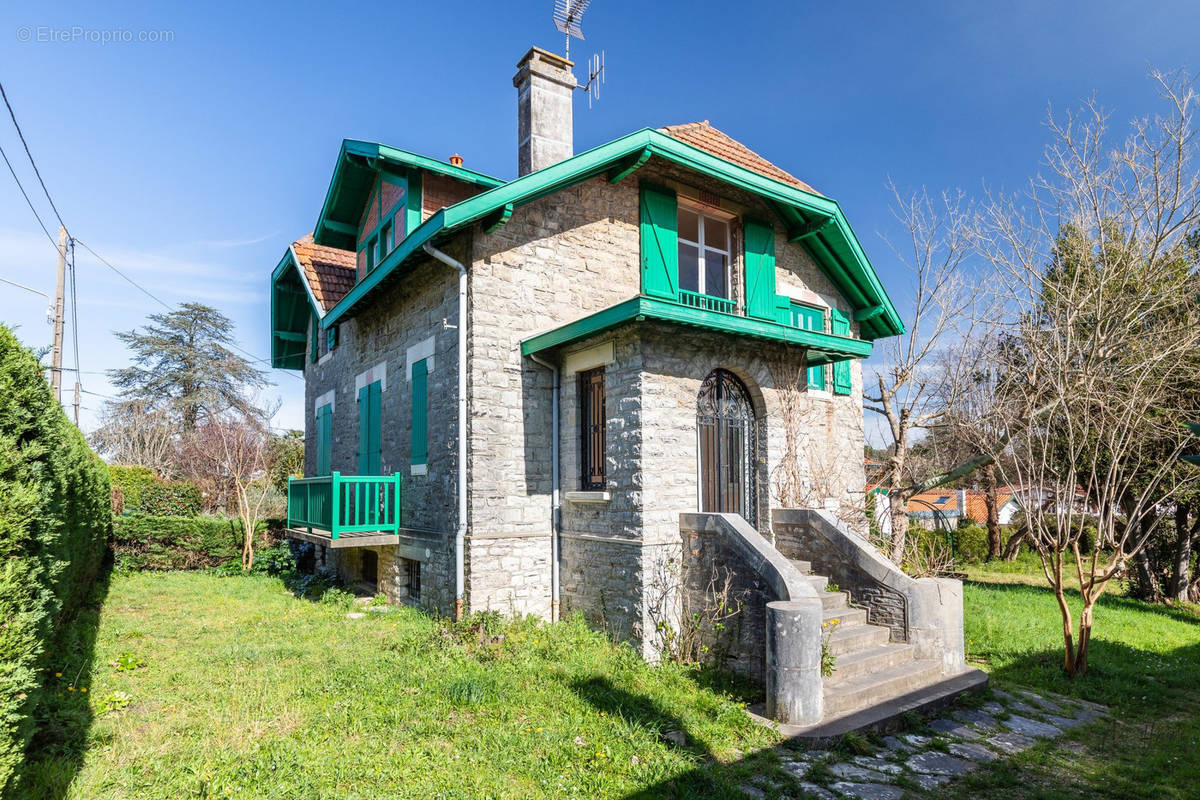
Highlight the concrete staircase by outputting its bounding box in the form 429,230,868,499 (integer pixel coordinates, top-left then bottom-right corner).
790,559,974,732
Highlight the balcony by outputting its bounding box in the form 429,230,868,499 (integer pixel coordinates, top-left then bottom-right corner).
286,472,404,548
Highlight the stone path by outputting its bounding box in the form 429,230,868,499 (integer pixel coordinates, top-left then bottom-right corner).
741,687,1109,799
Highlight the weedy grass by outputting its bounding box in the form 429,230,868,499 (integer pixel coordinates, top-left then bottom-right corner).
16,571,780,800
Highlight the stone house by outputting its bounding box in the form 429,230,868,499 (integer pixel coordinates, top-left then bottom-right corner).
269,47,979,730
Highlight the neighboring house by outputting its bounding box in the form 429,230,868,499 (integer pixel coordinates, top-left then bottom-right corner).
270,47,978,729
906,488,1022,530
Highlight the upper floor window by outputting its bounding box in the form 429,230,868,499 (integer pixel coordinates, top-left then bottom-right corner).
678,206,731,299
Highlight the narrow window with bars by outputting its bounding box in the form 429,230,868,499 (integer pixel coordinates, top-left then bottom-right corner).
578,367,606,490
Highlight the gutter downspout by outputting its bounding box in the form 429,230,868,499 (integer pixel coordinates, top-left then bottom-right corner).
528,353,561,622
423,243,468,621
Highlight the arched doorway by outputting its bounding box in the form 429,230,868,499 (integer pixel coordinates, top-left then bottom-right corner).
697,369,757,525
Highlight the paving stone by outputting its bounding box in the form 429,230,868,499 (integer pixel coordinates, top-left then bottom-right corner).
901,733,932,748
909,773,952,791
345,612,366,619
906,751,973,776
989,732,1037,754
954,709,999,728
797,782,836,800
1045,713,1089,730
880,735,912,754
1072,707,1107,723
829,781,906,800
992,689,1018,703
1003,714,1062,738
1008,700,1042,715
781,760,811,779
948,741,999,763
928,717,983,740
738,784,766,799
851,756,903,775
829,763,891,782
981,701,1005,715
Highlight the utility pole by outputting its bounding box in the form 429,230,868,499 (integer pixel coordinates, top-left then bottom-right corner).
50,225,67,402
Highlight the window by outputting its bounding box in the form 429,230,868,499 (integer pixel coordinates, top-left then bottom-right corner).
411,359,428,471
790,303,827,391
578,367,606,490
677,206,731,298
379,220,392,263
404,558,421,601
366,235,377,274
357,380,382,475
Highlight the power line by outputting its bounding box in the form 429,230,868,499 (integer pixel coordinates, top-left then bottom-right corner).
0,140,57,250
0,81,68,235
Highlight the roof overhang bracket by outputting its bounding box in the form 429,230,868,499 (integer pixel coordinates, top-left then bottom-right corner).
854,304,886,322
482,203,514,233
788,215,833,242
607,147,653,184
322,219,357,236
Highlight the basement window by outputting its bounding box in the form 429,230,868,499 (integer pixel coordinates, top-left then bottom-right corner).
578,367,606,490
361,549,378,586
678,206,731,299
404,558,421,601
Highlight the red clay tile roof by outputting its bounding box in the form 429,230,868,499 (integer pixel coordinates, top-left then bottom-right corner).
659,121,819,195
905,490,1016,522
292,234,356,313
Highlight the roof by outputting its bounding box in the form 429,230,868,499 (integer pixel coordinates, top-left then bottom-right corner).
659,122,819,195
292,234,356,313
905,490,1017,522
314,127,906,341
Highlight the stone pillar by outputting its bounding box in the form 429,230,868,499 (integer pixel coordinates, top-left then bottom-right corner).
765,598,824,726
905,577,965,674
513,47,577,176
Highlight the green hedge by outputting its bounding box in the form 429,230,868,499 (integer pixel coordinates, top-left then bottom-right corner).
139,482,202,517
112,514,278,571
952,522,990,564
107,464,157,513
0,325,110,794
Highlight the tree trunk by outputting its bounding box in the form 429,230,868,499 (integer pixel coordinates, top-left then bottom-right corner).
1167,503,1196,603
1002,524,1028,561
1132,547,1162,601
1071,602,1094,677
982,463,1002,561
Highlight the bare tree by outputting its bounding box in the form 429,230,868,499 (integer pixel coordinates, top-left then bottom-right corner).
181,407,277,570
976,70,1200,676
90,398,177,476
865,184,998,562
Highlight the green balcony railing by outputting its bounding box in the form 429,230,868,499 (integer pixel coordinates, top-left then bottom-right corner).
677,289,737,315
287,471,403,539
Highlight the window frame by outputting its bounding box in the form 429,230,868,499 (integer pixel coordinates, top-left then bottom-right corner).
677,201,734,300
578,366,607,491
789,302,829,392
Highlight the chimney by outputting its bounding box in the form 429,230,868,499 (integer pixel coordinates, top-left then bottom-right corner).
513,47,576,176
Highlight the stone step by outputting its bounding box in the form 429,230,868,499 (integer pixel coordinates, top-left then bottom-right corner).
802,573,829,592
822,605,868,628
818,589,848,610
792,559,813,573
822,658,945,718
825,642,915,682
826,620,891,656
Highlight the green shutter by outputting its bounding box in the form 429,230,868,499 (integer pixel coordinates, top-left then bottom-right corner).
316,404,332,475
309,312,319,363
639,183,678,299
357,382,382,474
831,308,852,395
327,325,337,350
411,359,428,466
743,218,777,320
790,304,828,391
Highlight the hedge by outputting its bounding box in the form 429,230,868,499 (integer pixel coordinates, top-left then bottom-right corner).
107,464,157,513
112,514,281,571
138,482,203,517
0,325,110,794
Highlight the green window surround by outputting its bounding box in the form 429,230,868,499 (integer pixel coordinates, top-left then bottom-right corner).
357,172,415,283
411,359,428,469
357,380,382,475
831,308,852,395
639,183,679,300
743,218,777,320
316,402,333,475
790,303,827,391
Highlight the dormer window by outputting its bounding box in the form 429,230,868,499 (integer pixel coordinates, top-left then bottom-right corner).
678,206,731,299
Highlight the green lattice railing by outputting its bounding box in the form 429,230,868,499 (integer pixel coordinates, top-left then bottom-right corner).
287,472,403,539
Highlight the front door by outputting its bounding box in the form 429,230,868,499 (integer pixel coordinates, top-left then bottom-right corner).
697,369,756,525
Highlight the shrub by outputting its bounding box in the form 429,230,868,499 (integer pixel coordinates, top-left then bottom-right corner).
111,514,278,571
107,465,157,512
139,482,203,517
953,523,990,564
0,325,110,794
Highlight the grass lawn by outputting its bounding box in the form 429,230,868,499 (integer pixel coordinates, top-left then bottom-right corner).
15,558,1200,799
16,571,784,800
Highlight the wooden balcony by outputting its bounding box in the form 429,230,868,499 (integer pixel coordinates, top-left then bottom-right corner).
285,472,403,548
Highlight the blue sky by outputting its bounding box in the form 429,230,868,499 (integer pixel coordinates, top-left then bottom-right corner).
1,0,1197,433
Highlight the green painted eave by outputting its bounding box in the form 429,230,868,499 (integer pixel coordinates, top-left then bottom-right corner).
313,139,504,251
319,128,904,339
270,247,318,370
519,295,874,362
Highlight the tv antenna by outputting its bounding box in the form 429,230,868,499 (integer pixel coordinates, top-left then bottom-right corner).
553,1,606,107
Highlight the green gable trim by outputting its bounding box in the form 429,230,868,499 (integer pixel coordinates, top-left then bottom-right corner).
318,128,904,340
271,246,325,370
520,296,872,363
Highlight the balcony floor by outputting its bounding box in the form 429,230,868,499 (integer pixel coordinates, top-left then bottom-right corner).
284,527,401,549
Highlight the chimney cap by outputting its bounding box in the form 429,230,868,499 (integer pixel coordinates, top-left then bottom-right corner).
449,153,464,167
515,46,573,70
